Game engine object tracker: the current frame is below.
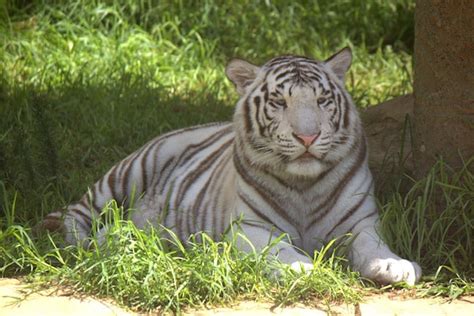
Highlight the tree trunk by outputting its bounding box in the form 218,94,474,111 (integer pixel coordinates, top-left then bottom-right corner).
413,0,474,174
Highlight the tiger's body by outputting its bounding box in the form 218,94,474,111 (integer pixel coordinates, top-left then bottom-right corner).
43,48,421,285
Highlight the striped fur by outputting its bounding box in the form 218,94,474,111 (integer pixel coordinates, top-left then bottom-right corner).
43,48,421,285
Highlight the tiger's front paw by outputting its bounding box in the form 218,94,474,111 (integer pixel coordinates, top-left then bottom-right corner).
362,258,421,285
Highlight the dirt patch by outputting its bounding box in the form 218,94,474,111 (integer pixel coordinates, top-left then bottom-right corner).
0,278,132,316
1,278,473,316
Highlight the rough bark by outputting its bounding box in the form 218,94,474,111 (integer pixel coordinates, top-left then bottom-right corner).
413,0,474,174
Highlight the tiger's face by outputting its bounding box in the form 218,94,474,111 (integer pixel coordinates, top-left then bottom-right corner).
227,48,361,177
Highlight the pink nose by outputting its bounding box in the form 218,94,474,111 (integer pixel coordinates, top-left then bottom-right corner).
293,133,320,147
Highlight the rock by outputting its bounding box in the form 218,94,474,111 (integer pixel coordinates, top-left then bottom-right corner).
360,94,415,190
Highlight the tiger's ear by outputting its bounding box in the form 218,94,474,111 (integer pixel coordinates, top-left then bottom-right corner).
324,47,352,81
226,59,260,95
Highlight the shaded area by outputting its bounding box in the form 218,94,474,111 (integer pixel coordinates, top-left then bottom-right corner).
0,78,232,224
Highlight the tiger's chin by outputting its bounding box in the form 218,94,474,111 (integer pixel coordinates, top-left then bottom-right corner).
285,155,328,178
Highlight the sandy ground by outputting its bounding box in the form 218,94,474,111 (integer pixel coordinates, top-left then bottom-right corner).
1,278,473,316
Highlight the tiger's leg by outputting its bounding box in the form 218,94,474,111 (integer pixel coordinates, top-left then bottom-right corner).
232,223,314,273
40,145,152,246
349,220,422,285
40,195,107,246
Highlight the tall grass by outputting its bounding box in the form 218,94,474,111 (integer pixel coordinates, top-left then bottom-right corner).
379,158,474,278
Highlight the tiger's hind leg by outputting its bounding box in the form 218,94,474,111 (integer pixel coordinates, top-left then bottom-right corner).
33,210,66,239
35,203,97,247
36,210,65,233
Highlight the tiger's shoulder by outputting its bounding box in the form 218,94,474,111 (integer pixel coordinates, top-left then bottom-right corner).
144,121,234,152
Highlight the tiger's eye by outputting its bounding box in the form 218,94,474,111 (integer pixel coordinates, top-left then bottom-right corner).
317,97,327,105
275,99,287,108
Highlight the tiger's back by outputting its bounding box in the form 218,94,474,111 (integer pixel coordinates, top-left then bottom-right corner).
45,122,236,244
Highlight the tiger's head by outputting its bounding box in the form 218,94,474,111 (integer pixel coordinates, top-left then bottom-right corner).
226,48,364,178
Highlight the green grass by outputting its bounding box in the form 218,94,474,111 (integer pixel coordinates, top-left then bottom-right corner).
1,201,362,312
0,0,472,313
378,158,474,297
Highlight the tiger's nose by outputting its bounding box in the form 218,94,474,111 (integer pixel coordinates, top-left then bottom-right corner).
292,132,320,147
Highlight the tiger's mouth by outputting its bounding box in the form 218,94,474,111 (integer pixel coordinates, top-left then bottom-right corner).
294,151,318,162
293,148,329,162
299,152,315,159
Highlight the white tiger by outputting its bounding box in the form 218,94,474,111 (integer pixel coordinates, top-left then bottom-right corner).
42,47,421,285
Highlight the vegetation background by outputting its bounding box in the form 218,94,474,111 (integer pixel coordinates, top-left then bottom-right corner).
0,0,472,312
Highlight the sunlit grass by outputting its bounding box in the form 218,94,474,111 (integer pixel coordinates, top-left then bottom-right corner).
1,0,413,104
0,201,362,312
